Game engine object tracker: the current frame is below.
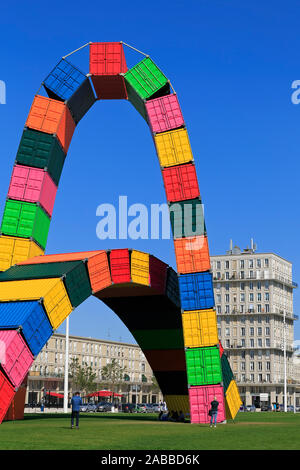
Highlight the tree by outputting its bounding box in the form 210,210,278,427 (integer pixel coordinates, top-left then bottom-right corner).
100,359,127,402
69,357,97,394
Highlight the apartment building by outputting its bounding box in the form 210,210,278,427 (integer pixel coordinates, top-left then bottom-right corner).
27,333,163,405
211,240,300,407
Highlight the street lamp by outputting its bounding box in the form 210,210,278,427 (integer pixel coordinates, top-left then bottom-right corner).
63,316,70,413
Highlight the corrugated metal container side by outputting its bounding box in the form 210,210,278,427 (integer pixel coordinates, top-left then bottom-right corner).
15,129,66,186
18,250,103,265
0,278,72,330
63,262,92,308
1,200,51,250
225,380,242,420
179,272,214,311
169,198,206,239
149,256,168,294
0,260,83,282
164,395,190,417
0,300,52,357
25,95,76,154
185,346,222,386
0,236,43,272
0,330,34,388
154,371,188,396
3,382,26,421
221,353,234,394
162,164,200,202
182,309,218,348
0,370,15,424
109,249,131,284
154,128,193,168
131,328,184,350
43,58,87,101
165,267,181,307
66,78,96,124
102,295,182,331
174,236,211,274
131,250,149,286
90,42,127,99
124,57,169,100
189,385,225,424
8,165,57,217
88,252,112,293
124,79,148,120
145,94,185,134
142,349,186,372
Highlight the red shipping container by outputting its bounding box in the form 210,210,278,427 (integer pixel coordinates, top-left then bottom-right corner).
149,256,168,294
189,384,226,424
0,330,34,388
219,341,224,357
0,370,15,424
145,94,184,133
26,95,76,154
90,42,128,99
174,235,211,274
109,249,131,284
88,251,112,293
8,165,57,217
3,378,27,421
143,349,186,372
162,164,200,202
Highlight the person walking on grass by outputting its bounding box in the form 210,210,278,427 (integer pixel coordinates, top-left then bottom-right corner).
71,392,82,430
209,396,219,428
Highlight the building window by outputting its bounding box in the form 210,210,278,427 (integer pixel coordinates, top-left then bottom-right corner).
250,374,255,382
257,304,262,313
225,294,230,302
258,362,262,371
266,338,270,347
240,260,244,269
250,339,254,347
249,259,254,268
241,362,246,371
225,328,230,336
257,293,261,301
265,327,270,336
257,316,262,324
266,362,271,371
265,281,269,290
240,293,245,302
265,293,269,301
249,271,254,279
241,339,245,347
217,272,221,280
250,327,254,336
264,259,269,267
240,271,245,279
257,281,261,290
258,338,262,347
241,328,245,336
265,304,270,313
250,362,255,371
249,293,254,302
217,305,221,314
225,340,230,348
225,272,230,280
266,374,271,382
225,260,229,269
249,282,254,290
250,350,254,359
216,294,221,303
265,316,270,324
225,283,229,291
217,261,221,269
258,374,263,382
240,305,244,313
225,305,230,314
257,259,261,268
240,282,245,290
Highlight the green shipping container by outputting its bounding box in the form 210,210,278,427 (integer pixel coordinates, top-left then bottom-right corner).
131,328,184,350
221,353,234,393
169,198,206,239
124,57,170,121
16,129,66,186
0,260,92,308
1,200,50,250
185,346,222,386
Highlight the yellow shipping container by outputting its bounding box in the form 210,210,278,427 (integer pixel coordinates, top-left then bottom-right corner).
0,278,72,330
154,128,193,167
0,235,44,272
225,380,242,420
131,250,149,286
182,309,218,348
165,395,190,416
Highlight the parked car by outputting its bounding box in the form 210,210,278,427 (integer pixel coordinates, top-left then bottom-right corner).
145,404,156,413
260,404,272,412
121,403,143,413
246,405,256,412
96,402,113,412
137,404,147,413
150,404,161,412
80,403,97,412
287,405,294,412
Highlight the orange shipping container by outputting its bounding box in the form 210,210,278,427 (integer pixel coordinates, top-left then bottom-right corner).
88,251,112,293
174,235,211,274
26,95,76,154
18,250,103,265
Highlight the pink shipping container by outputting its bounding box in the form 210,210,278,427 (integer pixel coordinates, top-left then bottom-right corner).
188,384,226,424
0,330,34,388
145,94,184,134
0,370,15,424
7,165,58,217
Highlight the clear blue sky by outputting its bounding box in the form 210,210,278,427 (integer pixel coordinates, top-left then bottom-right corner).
0,0,299,342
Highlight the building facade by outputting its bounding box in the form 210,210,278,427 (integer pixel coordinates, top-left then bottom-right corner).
27,333,163,406
211,241,300,407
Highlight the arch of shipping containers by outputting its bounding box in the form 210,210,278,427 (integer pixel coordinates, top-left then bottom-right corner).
0,42,241,424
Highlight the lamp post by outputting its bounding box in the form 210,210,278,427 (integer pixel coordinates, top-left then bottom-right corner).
283,312,287,413
63,316,70,413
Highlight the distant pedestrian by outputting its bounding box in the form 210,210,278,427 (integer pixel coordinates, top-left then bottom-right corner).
71,392,82,430
209,396,219,428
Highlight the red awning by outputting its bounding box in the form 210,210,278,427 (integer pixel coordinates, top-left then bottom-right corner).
47,392,64,398
84,390,123,398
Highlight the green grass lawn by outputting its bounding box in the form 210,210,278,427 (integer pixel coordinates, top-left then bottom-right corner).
0,412,299,450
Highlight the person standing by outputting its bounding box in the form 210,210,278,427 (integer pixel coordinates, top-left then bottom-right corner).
71,392,82,430
209,396,219,428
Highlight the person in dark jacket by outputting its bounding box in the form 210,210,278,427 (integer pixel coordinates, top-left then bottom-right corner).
71,392,82,429
209,396,219,428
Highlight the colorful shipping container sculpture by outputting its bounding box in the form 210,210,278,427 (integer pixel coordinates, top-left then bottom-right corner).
0,42,241,424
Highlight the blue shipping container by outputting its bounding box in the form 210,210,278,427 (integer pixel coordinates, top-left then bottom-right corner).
43,58,87,101
0,301,53,357
179,272,214,311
